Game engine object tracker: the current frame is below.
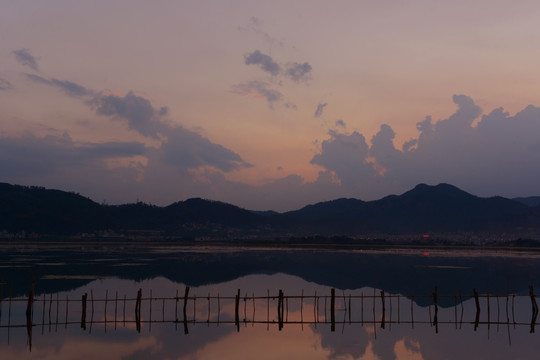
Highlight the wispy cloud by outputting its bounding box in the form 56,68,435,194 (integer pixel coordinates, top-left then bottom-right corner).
0,77,13,91
244,49,313,83
12,49,39,71
314,102,327,118
231,80,283,109
335,119,346,128
23,69,251,174
25,74,93,97
242,17,284,48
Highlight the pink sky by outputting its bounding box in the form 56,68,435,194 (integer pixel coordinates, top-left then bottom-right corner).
1,0,540,211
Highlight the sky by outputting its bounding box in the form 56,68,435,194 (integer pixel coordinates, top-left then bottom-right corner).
1,0,540,211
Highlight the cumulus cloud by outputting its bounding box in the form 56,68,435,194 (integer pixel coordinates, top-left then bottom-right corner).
244,50,281,76
314,102,328,118
0,77,13,90
311,130,375,188
231,81,283,109
25,74,93,97
312,94,540,199
12,48,39,71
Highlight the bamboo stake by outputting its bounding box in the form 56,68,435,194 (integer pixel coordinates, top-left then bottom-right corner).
496,289,500,332
300,289,304,330
123,294,126,328
361,292,364,325
115,291,118,330
7,286,11,344
380,290,385,329
25,282,35,318
104,289,108,333
207,293,211,324
330,288,335,332
175,289,179,323
55,293,59,332
410,291,414,329
81,293,87,330
474,288,480,331
235,289,240,332
193,295,196,324
65,295,69,329
397,294,400,324
183,287,189,334
41,290,46,335
349,294,352,324
252,293,255,327
149,289,152,333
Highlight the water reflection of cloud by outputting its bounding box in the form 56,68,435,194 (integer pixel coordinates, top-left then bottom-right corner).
0,336,159,360
393,338,423,360
178,325,332,360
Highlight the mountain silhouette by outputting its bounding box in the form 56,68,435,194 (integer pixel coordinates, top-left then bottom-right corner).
1,182,539,237
277,183,538,235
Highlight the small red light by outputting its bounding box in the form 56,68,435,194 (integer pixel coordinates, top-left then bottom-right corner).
423,252,429,256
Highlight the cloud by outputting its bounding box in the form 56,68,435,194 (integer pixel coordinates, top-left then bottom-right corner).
231,81,283,109
244,50,281,76
12,48,39,71
311,130,375,188
25,73,167,139
0,132,145,178
243,17,284,48
91,91,165,138
314,102,327,118
22,68,252,176
243,50,312,83
25,74,93,97
284,62,312,83
284,102,297,110
0,77,13,91
335,119,346,128
159,127,252,173
312,94,540,199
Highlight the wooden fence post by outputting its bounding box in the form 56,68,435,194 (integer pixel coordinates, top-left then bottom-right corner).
81,293,87,330
330,288,335,332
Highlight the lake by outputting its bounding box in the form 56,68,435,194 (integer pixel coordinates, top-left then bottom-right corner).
0,242,539,359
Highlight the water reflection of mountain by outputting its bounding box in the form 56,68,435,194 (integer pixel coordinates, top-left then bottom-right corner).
2,246,539,307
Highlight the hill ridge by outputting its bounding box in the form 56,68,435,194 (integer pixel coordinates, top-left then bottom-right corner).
1,182,539,237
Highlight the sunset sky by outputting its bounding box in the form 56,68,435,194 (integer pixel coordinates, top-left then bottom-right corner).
2,0,540,211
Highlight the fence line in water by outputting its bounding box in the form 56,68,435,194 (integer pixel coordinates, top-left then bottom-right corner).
0,283,538,351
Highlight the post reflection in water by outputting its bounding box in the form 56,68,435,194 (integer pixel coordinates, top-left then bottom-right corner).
0,245,539,359
1,278,540,359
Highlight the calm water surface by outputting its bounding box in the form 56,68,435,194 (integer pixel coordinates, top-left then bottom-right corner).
0,243,539,359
